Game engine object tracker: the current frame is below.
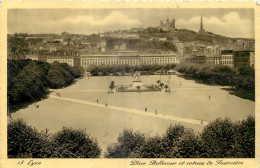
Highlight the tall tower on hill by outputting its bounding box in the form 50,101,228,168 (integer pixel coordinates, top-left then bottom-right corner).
199,16,205,33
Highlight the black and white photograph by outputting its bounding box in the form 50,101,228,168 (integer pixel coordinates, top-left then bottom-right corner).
5,7,255,160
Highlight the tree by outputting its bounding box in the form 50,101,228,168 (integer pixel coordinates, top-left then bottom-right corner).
8,119,52,158
71,66,85,78
157,80,161,85
105,129,145,158
232,116,255,158
238,66,255,78
201,118,235,158
160,83,164,88
52,127,101,158
109,81,115,92
47,63,74,88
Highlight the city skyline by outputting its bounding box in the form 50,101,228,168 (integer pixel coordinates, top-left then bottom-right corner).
8,8,254,38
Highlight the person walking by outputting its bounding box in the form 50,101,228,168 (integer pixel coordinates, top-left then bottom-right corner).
145,107,147,112
155,109,157,115
97,99,99,103
106,103,107,107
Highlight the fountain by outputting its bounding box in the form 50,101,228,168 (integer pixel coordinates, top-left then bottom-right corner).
117,72,160,92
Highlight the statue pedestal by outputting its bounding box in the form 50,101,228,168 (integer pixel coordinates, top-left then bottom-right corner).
132,80,142,88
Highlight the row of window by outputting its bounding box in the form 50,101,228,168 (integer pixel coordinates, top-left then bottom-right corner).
222,60,233,65
81,57,176,67
222,55,233,60
47,59,74,66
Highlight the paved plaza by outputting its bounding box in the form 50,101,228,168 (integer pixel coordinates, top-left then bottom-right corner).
11,75,255,156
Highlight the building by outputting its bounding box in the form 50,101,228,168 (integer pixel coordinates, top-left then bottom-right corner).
100,41,106,52
233,50,251,69
221,50,234,68
26,54,39,61
80,51,178,69
183,43,207,63
158,18,175,32
206,45,221,65
130,27,144,33
214,56,221,65
47,56,74,66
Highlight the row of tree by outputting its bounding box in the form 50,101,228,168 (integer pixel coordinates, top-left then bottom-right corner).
176,63,255,100
8,119,101,158
8,59,85,112
105,116,254,158
8,116,254,158
87,64,177,76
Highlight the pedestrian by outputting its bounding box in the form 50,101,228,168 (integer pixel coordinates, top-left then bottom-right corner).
106,103,107,107
201,119,203,124
209,96,211,99
97,99,99,103
155,109,157,115
145,107,147,112
180,83,181,86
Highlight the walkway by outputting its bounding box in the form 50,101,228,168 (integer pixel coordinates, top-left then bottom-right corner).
49,95,209,126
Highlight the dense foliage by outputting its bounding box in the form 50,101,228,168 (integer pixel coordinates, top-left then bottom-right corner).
176,63,255,101
8,119,101,158
8,34,29,59
52,127,101,158
8,119,52,158
87,64,177,76
105,116,254,158
8,59,84,112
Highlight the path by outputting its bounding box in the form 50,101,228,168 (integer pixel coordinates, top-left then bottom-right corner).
49,95,209,126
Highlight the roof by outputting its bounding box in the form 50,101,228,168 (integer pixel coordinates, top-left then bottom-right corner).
221,50,233,55
47,56,74,59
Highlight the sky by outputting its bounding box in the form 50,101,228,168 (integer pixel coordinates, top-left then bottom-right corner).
8,8,254,38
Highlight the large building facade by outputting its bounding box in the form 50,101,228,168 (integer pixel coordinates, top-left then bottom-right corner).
47,56,74,66
81,51,178,69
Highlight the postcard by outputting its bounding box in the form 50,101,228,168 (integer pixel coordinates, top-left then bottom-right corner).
0,1,258,168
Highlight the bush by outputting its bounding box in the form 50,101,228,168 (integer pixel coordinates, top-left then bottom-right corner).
52,127,101,158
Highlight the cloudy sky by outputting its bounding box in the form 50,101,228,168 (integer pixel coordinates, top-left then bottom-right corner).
8,8,254,38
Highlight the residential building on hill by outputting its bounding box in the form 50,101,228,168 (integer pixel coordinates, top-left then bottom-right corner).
233,50,251,69
221,50,234,68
